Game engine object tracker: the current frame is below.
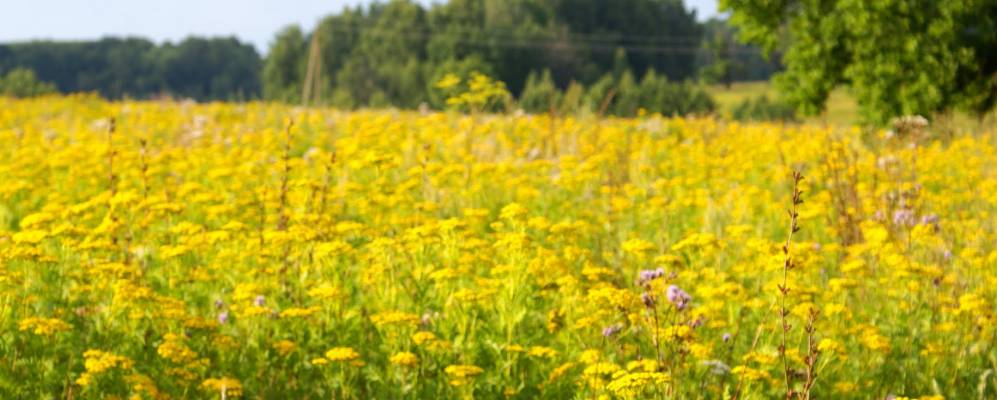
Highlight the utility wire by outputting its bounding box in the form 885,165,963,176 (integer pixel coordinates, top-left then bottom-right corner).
317,21,710,44
310,23,764,56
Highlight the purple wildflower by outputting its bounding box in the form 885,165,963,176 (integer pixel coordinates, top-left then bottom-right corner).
254,295,265,307
217,311,229,324
893,209,916,226
666,284,692,310
638,268,665,284
602,325,621,338
722,333,732,343
641,292,655,308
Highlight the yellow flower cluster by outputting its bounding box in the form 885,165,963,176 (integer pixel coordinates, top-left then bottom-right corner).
324,347,361,362
76,350,134,387
0,96,993,398
18,317,71,336
605,371,670,399
201,377,243,397
444,364,484,386
389,351,419,367
272,339,297,356
370,311,420,327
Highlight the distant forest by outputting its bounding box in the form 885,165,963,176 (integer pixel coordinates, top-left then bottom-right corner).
0,0,779,108
0,37,261,101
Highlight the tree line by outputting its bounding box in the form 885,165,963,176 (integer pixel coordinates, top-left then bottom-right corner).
0,37,260,101
0,0,777,115
263,0,774,115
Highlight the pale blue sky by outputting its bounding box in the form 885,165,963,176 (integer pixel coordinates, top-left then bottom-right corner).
0,0,719,54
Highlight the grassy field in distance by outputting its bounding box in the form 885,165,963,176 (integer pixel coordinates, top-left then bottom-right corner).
706,81,860,126
706,81,992,132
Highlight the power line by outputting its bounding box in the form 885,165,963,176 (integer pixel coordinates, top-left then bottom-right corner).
311,22,764,56
315,6,713,45
316,19,710,44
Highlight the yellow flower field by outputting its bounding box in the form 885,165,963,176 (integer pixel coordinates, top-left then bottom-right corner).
0,95,994,399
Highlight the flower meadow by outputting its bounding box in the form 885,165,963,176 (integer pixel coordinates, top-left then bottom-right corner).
0,95,994,399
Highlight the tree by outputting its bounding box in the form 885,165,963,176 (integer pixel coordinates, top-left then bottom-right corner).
518,69,561,113
426,56,494,108
156,37,261,100
326,0,431,108
0,68,56,97
700,27,734,88
722,0,997,123
695,19,780,84
263,26,307,103
553,0,703,82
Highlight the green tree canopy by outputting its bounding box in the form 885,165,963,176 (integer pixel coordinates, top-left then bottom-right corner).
0,37,261,101
0,67,56,97
262,26,307,103
721,0,997,123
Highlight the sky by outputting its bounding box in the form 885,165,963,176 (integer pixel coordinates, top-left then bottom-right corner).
0,0,720,54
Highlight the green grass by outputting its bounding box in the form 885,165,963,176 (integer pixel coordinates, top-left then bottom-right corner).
706,81,858,125
706,81,992,131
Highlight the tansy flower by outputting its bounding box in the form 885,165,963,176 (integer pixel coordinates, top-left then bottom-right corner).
306,284,342,300
279,307,318,318
606,372,670,399
527,346,558,359
444,364,484,386
201,377,243,397
76,350,134,387
389,351,418,367
18,317,71,336
324,347,360,362
370,311,420,327
548,362,576,382
272,340,296,356
412,331,437,345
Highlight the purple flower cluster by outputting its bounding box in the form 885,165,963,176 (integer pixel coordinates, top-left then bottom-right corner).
892,209,916,226
889,208,941,229
666,285,692,310
638,268,666,284
641,292,655,308
214,299,228,324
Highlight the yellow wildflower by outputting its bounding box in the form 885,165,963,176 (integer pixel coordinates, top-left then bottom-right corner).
324,347,360,362
18,317,71,336
389,351,419,367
